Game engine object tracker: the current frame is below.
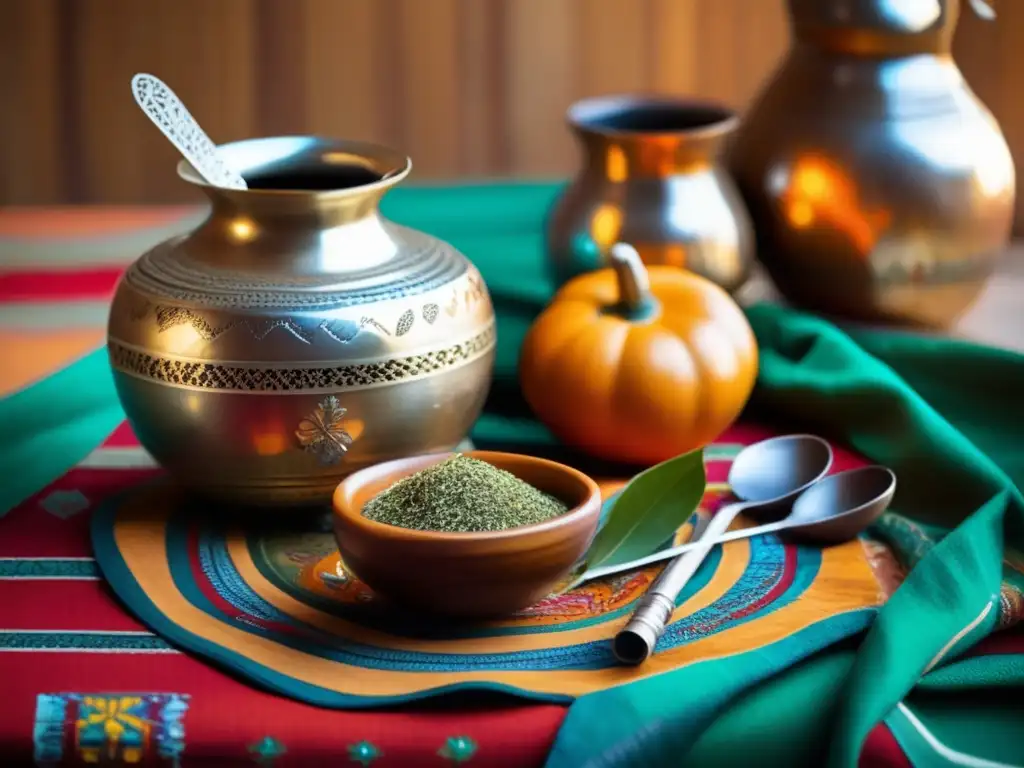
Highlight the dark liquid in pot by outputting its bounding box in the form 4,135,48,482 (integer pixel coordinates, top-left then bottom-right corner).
583,103,732,133
244,165,384,191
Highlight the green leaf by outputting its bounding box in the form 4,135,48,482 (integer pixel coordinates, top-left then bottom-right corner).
582,448,707,571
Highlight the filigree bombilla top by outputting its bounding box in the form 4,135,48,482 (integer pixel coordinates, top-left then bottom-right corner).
131,73,248,190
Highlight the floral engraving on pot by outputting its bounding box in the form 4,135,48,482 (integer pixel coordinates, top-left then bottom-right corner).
445,291,459,317
395,309,415,336
106,324,497,392
359,317,391,336
317,319,361,344
296,396,354,465
467,274,486,303
423,303,439,324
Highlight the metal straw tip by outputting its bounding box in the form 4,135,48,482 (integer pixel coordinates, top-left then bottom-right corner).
613,625,657,666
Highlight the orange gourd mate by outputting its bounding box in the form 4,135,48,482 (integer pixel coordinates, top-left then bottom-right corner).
519,243,758,465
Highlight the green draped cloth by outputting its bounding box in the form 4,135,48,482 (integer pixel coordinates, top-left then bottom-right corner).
3,183,1023,766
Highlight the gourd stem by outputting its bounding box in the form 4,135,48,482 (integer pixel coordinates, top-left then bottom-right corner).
609,243,651,313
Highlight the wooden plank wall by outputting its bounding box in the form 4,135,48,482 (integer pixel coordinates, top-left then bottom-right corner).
2,0,1023,226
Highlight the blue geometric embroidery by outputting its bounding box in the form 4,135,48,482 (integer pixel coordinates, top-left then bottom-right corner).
32,693,189,765
200,529,806,672
248,735,287,765
32,694,67,765
348,740,383,765
39,489,90,519
0,631,174,652
438,735,477,762
156,695,190,762
198,536,292,624
0,558,99,579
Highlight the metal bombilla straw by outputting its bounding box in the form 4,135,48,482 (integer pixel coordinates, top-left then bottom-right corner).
611,429,897,665
612,499,743,665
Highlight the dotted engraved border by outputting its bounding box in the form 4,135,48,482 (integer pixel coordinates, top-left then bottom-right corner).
108,325,496,393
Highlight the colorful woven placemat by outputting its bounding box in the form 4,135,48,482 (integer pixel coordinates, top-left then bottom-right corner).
91,432,890,706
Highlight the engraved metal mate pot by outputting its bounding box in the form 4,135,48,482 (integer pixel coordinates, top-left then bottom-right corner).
107,137,496,507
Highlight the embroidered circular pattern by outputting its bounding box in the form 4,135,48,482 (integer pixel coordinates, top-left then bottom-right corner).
90,431,884,705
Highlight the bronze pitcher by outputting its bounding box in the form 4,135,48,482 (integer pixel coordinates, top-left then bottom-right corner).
546,95,754,293
727,0,1014,328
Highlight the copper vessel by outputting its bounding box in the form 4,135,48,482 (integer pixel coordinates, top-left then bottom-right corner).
546,95,754,293
107,137,496,507
727,0,1014,328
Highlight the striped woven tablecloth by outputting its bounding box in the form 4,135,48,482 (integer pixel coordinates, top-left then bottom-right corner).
2,204,1021,768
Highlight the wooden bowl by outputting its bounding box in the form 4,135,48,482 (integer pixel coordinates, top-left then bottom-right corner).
332,451,602,619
